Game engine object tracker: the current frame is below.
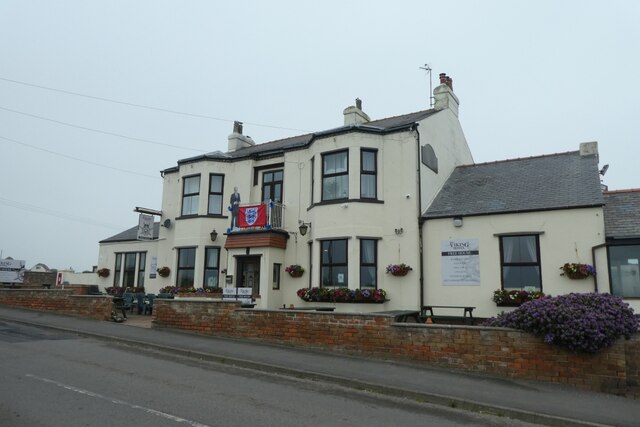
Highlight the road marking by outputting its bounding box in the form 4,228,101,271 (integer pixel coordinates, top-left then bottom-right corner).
26,374,211,427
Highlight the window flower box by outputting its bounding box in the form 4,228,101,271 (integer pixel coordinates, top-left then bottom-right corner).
385,263,412,277
157,266,171,277
492,289,545,306
285,265,304,278
297,287,386,303
560,263,596,280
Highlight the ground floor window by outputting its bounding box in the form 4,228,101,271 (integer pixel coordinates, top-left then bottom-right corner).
272,263,281,290
321,239,348,287
112,252,147,288
360,239,377,289
608,244,640,298
177,247,196,288
204,247,220,288
499,235,541,290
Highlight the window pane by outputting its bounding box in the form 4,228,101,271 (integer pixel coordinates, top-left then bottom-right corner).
204,271,218,288
609,245,640,298
362,151,376,172
323,176,348,200
360,266,376,288
324,152,347,174
332,240,347,263
503,236,537,263
177,270,194,288
361,175,376,198
184,176,200,193
263,172,273,183
274,171,283,181
208,195,222,215
210,175,222,192
182,195,199,215
502,266,541,289
361,240,375,264
206,248,219,268
179,248,196,267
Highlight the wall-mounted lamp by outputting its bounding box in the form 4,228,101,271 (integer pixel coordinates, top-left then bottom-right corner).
298,221,312,236
210,229,218,241
453,217,463,228
394,227,404,235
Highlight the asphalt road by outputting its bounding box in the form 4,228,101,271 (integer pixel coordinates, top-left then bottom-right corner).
0,320,540,427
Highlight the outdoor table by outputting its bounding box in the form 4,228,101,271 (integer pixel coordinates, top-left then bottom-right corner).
420,305,475,324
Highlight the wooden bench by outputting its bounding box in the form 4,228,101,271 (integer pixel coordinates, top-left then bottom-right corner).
420,305,476,325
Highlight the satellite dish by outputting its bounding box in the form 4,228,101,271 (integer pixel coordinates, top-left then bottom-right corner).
163,219,171,229
599,164,609,176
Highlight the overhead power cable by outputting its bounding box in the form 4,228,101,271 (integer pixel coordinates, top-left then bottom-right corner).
0,135,161,180
0,75,311,133
0,106,207,152
0,197,125,230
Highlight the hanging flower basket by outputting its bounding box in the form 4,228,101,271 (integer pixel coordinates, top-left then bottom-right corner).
560,263,595,280
385,263,412,277
157,266,171,277
285,265,304,278
96,268,110,278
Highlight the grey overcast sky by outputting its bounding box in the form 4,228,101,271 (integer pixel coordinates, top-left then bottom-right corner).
1,1,638,271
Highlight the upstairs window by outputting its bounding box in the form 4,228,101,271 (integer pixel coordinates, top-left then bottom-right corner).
262,170,283,203
360,149,377,199
322,151,348,201
208,174,224,215
500,235,541,290
181,175,200,216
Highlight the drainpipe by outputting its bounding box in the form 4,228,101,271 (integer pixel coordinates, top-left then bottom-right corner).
412,125,425,309
591,242,607,293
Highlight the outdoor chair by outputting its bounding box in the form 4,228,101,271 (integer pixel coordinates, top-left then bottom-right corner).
135,293,145,314
121,293,134,314
143,294,155,315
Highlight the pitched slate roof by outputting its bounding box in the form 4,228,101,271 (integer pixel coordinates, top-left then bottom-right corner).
100,223,160,243
424,151,604,219
603,189,640,239
170,109,440,168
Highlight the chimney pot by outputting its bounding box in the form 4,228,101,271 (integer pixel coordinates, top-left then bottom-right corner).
446,76,453,90
233,121,243,134
439,73,447,84
355,98,362,110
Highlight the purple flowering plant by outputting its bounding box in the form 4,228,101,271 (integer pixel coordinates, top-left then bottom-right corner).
385,263,412,276
485,293,639,353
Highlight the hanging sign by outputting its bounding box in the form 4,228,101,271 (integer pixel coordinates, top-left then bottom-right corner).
137,214,154,240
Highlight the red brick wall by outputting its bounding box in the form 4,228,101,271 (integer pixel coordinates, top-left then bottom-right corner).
0,289,112,320
154,299,639,394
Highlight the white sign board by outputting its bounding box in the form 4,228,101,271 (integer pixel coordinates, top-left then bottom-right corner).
441,239,480,285
222,287,253,304
0,259,26,283
137,214,154,241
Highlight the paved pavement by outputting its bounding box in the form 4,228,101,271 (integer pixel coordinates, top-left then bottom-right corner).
1,306,638,427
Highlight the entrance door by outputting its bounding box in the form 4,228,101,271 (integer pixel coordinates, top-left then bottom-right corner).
237,256,261,296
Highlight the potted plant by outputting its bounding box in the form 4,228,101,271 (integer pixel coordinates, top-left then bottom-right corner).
385,263,412,277
285,265,305,278
96,268,110,278
157,266,171,277
492,289,545,306
560,263,596,280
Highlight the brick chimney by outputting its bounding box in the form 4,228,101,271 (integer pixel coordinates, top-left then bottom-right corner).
228,121,255,152
343,98,370,125
433,72,459,117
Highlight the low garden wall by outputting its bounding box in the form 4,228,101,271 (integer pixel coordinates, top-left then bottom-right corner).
0,289,113,321
154,299,639,395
